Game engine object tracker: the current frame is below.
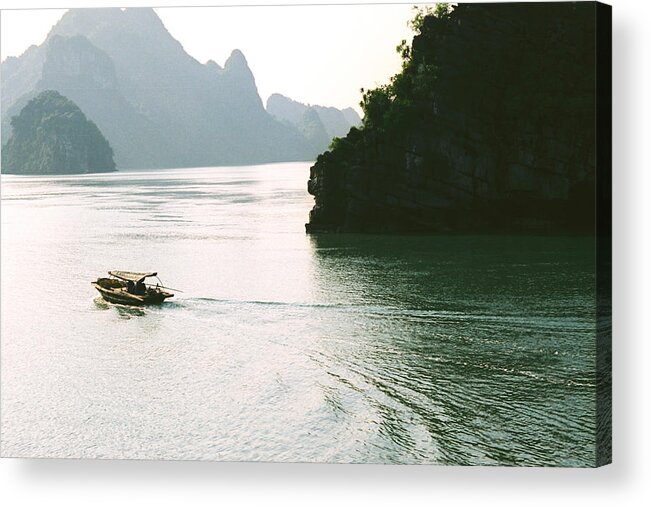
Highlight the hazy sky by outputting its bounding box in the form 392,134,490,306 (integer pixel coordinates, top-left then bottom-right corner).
0,3,424,113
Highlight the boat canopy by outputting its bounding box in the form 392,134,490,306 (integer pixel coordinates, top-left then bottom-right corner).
108,271,157,283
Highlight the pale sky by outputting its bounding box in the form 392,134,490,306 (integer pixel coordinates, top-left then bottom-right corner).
0,3,425,113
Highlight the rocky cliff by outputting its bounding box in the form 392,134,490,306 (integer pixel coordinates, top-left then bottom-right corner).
1,90,116,174
306,3,598,233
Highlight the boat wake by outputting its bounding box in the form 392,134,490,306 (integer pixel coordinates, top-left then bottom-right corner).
92,296,146,318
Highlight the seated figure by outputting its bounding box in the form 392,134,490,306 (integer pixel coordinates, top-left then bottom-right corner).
135,281,146,295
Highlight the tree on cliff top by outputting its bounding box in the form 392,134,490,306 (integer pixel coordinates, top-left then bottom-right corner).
351,2,594,145
359,4,452,131
1,90,116,175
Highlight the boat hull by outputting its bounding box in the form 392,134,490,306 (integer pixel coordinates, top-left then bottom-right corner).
92,279,173,306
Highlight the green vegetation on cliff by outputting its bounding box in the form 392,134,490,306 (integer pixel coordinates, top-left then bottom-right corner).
1,90,116,174
307,3,600,233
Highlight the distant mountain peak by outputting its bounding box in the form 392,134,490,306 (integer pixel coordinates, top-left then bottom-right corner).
123,7,158,19
53,7,162,29
205,59,223,72
267,93,361,141
223,49,257,92
50,8,123,35
50,7,181,57
267,93,297,106
225,49,249,71
122,7,168,33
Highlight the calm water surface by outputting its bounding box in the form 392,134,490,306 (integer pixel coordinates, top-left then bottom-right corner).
1,163,597,465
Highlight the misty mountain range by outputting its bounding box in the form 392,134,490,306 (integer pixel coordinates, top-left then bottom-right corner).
266,94,361,152
1,8,360,170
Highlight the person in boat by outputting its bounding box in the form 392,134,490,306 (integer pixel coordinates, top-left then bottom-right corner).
126,280,135,294
135,280,146,295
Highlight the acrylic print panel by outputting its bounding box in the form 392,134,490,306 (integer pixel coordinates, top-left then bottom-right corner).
0,2,611,466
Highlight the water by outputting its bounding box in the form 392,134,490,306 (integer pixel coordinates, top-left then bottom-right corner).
1,163,597,465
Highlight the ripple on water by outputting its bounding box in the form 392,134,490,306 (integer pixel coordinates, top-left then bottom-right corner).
1,167,599,465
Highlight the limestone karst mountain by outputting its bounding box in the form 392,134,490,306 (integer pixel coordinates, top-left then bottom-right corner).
1,90,116,174
266,93,362,152
1,8,317,169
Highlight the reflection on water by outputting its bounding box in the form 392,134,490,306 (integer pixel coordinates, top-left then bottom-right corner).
93,297,147,319
1,164,598,465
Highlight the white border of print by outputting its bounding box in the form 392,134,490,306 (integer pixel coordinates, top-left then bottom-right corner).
0,1,649,506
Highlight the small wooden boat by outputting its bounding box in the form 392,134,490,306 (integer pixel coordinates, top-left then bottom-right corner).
92,271,174,306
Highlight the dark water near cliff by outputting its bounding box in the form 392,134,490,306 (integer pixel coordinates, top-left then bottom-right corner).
1,163,597,465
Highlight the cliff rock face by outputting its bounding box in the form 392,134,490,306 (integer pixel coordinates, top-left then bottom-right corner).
1,90,116,174
306,3,597,233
